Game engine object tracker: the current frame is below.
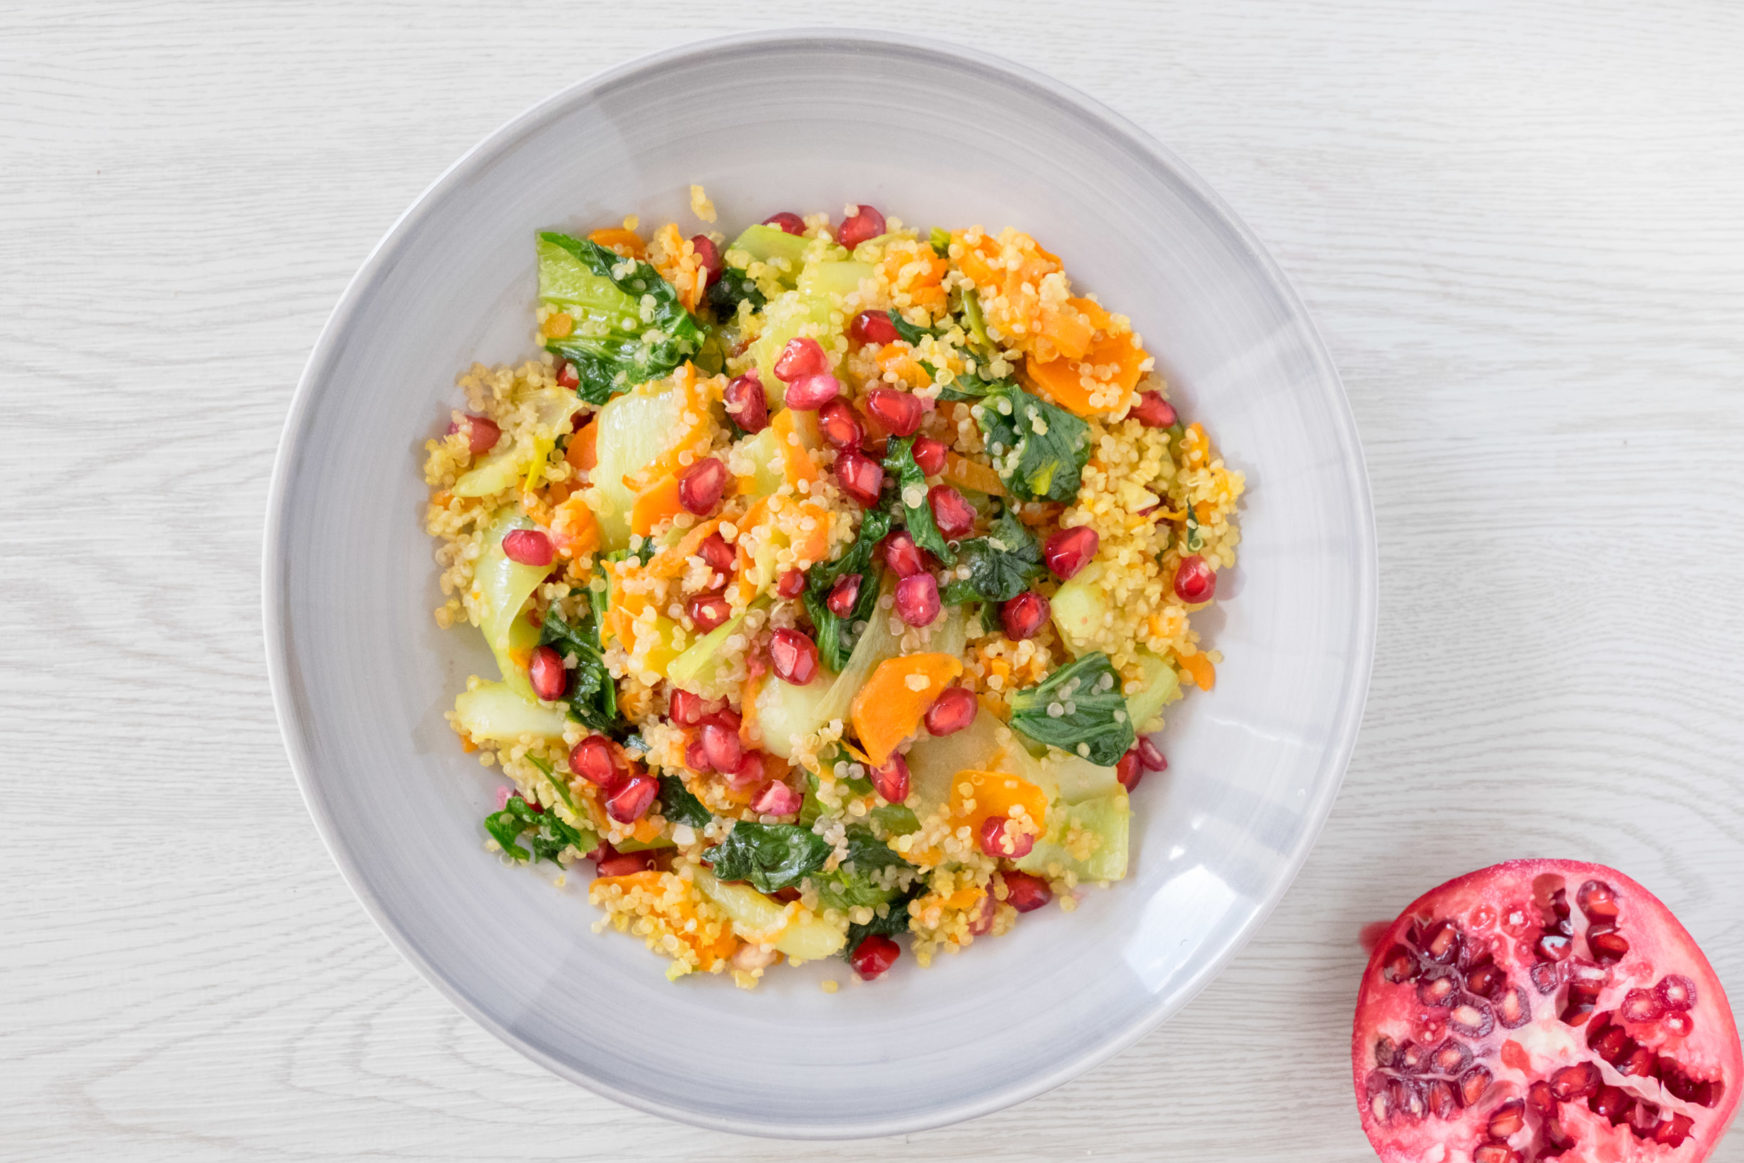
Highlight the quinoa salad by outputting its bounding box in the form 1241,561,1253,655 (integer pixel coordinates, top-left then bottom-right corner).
421,194,1244,987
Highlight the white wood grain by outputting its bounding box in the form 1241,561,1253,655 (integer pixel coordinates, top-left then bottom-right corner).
3,0,1742,1158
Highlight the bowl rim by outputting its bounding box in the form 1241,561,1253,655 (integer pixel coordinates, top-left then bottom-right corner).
263,26,1378,1139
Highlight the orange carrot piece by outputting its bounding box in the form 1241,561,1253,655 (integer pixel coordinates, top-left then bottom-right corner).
550,493,601,558
1177,651,1216,691
588,227,646,260
630,474,684,536
770,408,820,486
947,769,1049,835
850,653,965,766
942,453,1007,497
646,516,722,579
566,417,598,472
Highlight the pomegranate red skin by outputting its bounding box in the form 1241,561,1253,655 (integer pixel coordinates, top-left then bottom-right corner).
1353,859,1741,1163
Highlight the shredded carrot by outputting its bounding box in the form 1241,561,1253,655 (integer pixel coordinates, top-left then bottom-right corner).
874,343,930,390
850,653,964,766
630,474,684,536
741,672,767,747
587,227,646,260
650,222,707,313
550,493,601,558
942,452,1007,497
770,408,820,486
1176,650,1215,691
647,516,722,579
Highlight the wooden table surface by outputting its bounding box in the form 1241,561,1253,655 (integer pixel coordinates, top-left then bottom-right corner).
5,1,1742,1158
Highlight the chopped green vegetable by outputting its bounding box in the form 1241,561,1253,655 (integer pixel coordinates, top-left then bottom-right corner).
802,509,892,672
1048,563,1109,656
1015,789,1130,882
869,802,921,836
704,267,766,318
883,436,954,565
484,794,591,865
525,755,578,812
536,232,703,403
958,287,992,350
1184,504,1205,552
888,310,933,347
703,821,832,893
453,681,571,743
941,503,1042,605
473,511,547,697
1007,651,1136,765
942,380,1091,502
656,773,711,828
539,604,617,734
928,226,951,256
1124,649,1180,732
843,882,922,957
812,827,912,913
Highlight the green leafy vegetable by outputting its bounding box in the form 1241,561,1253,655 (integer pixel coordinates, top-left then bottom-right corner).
883,436,954,565
1007,651,1136,766
888,310,934,347
703,821,832,893
705,267,766,319
940,504,1043,605
1183,504,1205,553
657,773,711,828
536,232,704,403
538,603,618,734
814,828,913,913
484,794,591,865
802,509,892,671
525,755,578,812
978,383,1091,502
843,883,922,957
869,802,921,836
928,226,951,257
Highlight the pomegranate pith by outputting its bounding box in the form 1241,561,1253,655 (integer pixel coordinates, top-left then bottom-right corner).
1353,859,1740,1163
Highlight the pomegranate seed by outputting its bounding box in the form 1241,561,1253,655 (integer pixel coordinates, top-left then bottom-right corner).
668,689,706,726
701,723,745,774
817,399,864,448
687,593,731,632
850,933,900,980
762,211,805,235
723,372,769,433
1550,1062,1600,1101
1043,526,1099,579
979,815,1035,859
865,388,924,437
1577,879,1621,920
1129,391,1177,428
1174,554,1217,603
894,573,940,626
698,531,736,573
688,234,723,285
569,735,623,789
890,536,939,584
833,448,885,505
1000,591,1050,640
911,436,947,476
927,485,976,539
774,336,829,382
730,749,766,789
784,373,841,410
1116,749,1143,791
826,573,862,616
448,413,501,455
528,645,568,702
850,309,899,345
555,360,579,389
502,528,554,567
684,737,711,773
1656,974,1696,1011
837,204,886,250
1135,737,1168,772
605,774,657,823
595,851,653,878
776,568,807,599
751,780,801,816
770,627,819,685
1002,871,1053,913
678,457,728,515
923,686,977,736
870,754,910,803
702,706,742,734
1663,1012,1694,1037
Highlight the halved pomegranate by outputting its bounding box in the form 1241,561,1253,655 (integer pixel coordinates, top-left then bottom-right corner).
1353,859,1740,1163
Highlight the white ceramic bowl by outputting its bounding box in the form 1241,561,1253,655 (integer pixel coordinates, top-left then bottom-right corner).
265,29,1375,1138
